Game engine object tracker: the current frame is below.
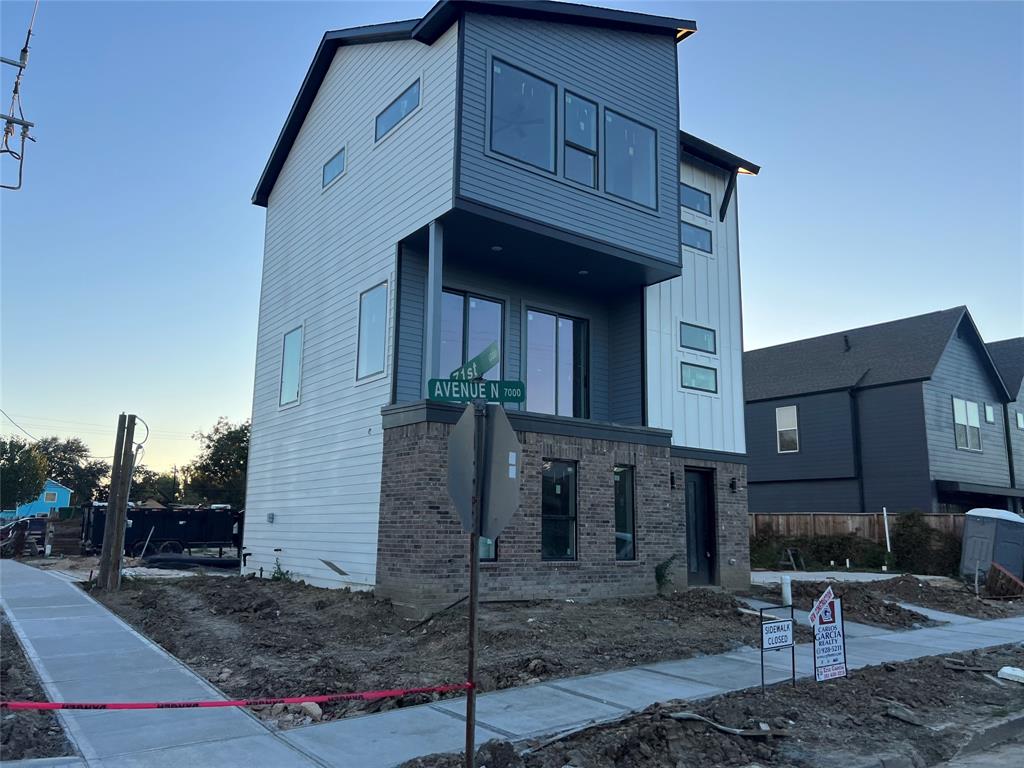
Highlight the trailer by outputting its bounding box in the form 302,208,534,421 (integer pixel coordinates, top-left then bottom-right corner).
81,503,243,557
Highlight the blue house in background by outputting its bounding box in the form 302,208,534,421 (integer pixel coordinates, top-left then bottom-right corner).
2,479,73,519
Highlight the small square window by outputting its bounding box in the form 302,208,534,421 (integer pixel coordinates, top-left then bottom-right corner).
43,491,58,503
984,404,995,423
681,362,717,393
680,323,716,354
322,148,346,187
565,145,596,187
682,222,712,253
681,183,712,216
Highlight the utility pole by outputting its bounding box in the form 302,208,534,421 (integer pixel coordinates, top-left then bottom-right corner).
97,414,127,586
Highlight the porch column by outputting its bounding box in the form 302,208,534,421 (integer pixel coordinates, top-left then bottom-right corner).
423,219,444,393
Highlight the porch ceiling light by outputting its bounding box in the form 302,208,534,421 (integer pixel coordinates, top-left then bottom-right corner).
490,245,503,252
578,269,589,276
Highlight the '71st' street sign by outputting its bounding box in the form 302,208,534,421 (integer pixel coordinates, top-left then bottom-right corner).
428,378,525,403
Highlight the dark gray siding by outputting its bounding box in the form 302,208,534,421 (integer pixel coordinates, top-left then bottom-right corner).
749,480,862,515
392,256,645,426
923,326,1011,488
857,382,932,514
745,392,856,483
1008,395,1024,490
458,12,680,264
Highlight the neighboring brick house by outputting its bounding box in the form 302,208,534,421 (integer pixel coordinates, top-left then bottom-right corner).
744,307,1023,520
243,0,759,614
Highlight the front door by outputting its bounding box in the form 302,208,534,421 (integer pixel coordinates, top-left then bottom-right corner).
685,469,716,586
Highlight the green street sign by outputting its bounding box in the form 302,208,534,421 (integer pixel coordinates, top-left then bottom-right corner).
450,341,500,381
428,378,525,404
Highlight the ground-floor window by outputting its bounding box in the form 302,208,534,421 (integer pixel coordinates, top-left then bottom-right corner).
541,459,577,560
613,465,635,560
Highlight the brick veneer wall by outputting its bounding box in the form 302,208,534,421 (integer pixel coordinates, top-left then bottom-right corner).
376,419,685,616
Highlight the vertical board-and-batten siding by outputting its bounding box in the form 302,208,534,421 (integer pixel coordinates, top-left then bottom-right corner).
923,323,1011,494
244,25,459,588
458,12,680,264
646,156,745,453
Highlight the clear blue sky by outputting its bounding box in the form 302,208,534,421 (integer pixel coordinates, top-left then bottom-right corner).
2,1,1021,469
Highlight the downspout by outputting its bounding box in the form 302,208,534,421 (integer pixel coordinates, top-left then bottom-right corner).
850,387,866,515
1002,402,1019,513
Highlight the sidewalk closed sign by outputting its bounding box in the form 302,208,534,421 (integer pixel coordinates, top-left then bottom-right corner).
810,591,848,682
761,619,794,649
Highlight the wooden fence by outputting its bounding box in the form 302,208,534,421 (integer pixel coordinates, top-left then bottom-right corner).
749,512,965,545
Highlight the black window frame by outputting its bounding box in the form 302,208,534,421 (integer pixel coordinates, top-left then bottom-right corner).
356,282,388,381
563,91,598,188
680,362,718,393
374,79,421,142
775,405,800,454
680,322,717,354
322,147,346,188
682,221,713,253
680,183,712,216
603,107,658,210
525,308,590,419
441,289,505,380
613,465,636,561
541,458,578,561
952,396,983,452
489,58,557,173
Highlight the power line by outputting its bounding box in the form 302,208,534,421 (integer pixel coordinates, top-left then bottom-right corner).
0,406,38,441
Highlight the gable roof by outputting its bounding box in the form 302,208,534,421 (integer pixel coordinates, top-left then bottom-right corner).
743,306,1010,403
44,478,73,492
252,0,698,207
987,337,1024,400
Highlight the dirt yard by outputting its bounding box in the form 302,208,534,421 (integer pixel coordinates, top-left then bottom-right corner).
95,575,810,729
869,575,1024,619
756,579,935,628
1,616,74,761
401,645,1024,768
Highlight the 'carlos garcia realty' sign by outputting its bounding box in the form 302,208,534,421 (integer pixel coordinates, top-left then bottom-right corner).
809,586,848,682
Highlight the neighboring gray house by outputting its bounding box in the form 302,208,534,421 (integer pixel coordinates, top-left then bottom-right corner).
243,0,759,614
987,337,1024,500
744,307,1022,519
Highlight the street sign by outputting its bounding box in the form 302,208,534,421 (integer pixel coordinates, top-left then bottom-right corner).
428,378,525,404
812,595,848,682
450,341,500,381
761,619,794,650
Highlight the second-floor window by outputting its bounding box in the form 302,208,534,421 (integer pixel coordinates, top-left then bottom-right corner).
526,310,588,418
605,109,656,208
681,183,711,216
356,283,388,379
984,404,995,423
1018,411,1024,430
375,80,420,141
776,405,799,453
44,491,57,503
682,222,713,253
953,397,982,451
322,147,346,188
680,322,716,354
564,92,597,188
279,325,303,406
440,291,503,380
491,60,555,172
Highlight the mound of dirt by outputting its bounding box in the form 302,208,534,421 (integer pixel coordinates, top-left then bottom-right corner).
1,616,74,761
96,576,796,729
869,575,1024,619
763,580,932,628
402,645,1024,768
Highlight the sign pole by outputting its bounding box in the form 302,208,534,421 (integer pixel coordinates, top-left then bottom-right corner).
464,400,486,768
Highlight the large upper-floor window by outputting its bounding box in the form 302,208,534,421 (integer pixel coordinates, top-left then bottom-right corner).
680,322,716,354
681,183,711,216
440,291,503,380
776,405,799,453
322,147,346,188
953,397,982,451
564,92,597,188
542,459,577,560
682,222,713,253
375,80,420,142
356,283,388,379
526,310,588,418
681,362,717,393
490,60,555,172
279,326,303,406
604,109,656,208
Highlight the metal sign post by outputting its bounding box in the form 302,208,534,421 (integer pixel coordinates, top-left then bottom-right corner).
464,400,485,768
759,606,796,693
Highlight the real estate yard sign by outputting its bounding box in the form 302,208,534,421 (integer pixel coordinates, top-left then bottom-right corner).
810,587,848,682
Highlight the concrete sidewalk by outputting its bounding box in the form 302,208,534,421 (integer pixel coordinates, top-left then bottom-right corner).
4,560,1024,768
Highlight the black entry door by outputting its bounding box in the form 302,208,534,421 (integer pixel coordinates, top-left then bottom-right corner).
685,470,715,586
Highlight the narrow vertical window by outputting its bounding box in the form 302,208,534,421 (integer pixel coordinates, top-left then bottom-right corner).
604,109,656,208
564,92,597,188
542,460,577,560
375,80,420,141
357,283,388,379
526,310,588,417
614,466,635,561
322,148,346,187
776,405,799,453
1018,411,1024,430
490,60,556,171
953,397,982,450
984,404,995,423
279,326,303,406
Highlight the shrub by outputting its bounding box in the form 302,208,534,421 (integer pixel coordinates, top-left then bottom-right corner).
749,528,887,571
892,511,961,576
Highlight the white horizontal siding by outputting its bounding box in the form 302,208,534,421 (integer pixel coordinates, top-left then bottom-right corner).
243,25,459,588
645,158,746,453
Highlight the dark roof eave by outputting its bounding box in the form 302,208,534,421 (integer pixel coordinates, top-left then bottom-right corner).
679,130,760,176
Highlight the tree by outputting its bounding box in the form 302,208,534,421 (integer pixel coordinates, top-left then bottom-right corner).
132,466,181,505
1,438,48,509
184,418,250,508
33,436,110,505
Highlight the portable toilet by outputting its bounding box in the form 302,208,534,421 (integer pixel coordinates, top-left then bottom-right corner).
959,508,1024,580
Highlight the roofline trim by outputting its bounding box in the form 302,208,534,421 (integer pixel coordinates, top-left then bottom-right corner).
942,308,1013,401
679,130,760,176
